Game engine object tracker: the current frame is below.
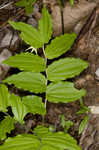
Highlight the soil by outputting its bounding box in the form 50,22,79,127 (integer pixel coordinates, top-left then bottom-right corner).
0,0,99,150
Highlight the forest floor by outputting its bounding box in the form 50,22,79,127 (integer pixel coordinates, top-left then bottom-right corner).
0,0,99,150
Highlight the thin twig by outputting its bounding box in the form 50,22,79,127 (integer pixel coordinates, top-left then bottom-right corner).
75,7,98,44
0,2,13,10
0,8,25,29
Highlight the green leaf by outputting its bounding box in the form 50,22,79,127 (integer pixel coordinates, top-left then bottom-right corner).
0,116,15,140
34,125,81,150
45,33,76,59
34,125,49,137
64,121,73,132
61,115,66,128
76,106,90,115
69,0,74,6
60,115,73,132
0,126,81,150
46,81,86,103
0,84,10,112
9,6,52,47
22,96,46,115
16,0,37,15
9,94,28,124
0,134,40,150
76,108,88,115
41,132,81,150
16,0,27,7
3,52,46,72
25,4,33,15
3,72,46,93
79,116,88,134
38,6,53,44
47,58,88,81
77,99,90,115
9,21,43,48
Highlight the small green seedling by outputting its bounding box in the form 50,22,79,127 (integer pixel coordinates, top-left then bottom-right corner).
61,115,73,132
76,99,90,115
79,116,89,134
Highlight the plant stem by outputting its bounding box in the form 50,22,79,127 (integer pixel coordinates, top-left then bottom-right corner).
58,0,65,34
61,8,64,34
42,45,48,109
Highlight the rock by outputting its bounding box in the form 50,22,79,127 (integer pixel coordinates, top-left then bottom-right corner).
95,68,99,80
0,49,12,80
80,114,99,150
51,1,97,36
89,106,99,114
0,28,20,51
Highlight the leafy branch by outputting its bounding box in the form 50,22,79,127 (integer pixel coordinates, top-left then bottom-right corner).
0,6,88,150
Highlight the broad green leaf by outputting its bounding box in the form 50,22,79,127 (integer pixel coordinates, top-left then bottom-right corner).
9,6,52,47
0,126,81,150
9,94,28,124
3,72,46,93
38,6,53,44
22,96,46,115
0,116,15,140
0,134,40,150
3,52,46,72
79,116,88,134
0,84,10,112
46,81,86,103
45,33,76,59
41,132,81,150
47,58,88,81
9,21,43,48
34,125,81,150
